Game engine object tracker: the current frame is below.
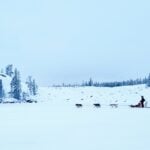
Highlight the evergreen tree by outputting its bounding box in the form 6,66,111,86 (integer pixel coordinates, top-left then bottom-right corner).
32,79,38,95
88,78,93,86
11,69,22,100
5,64,13,77
0,79,4,101
26,76,33,95
146,74,150,87
26,76,38,95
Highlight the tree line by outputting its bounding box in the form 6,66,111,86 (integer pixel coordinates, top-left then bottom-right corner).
53,74,150,88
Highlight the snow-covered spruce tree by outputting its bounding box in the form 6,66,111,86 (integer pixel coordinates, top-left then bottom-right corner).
10,68,22,100
146,74,150,87
0,79,4,102
26,76,38,96
26,76,33,95
88,78,93,86
5,64,13,77
32,79,38,95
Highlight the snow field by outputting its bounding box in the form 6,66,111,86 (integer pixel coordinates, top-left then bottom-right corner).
0,85,150,150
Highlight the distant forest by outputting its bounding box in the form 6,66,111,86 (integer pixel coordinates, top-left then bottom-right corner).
53,74,150,88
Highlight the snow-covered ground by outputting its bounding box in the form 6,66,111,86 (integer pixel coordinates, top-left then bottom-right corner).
0,85,150,150
38,84,150,107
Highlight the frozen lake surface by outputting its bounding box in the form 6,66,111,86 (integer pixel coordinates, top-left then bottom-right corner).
0,103,149,150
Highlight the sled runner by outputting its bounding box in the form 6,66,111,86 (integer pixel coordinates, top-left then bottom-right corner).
129,104,150,108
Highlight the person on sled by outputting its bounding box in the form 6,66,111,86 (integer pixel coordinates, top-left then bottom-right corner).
130,96,145,108
140,96,145,108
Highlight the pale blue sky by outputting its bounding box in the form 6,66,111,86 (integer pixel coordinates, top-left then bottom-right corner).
0,0,150,86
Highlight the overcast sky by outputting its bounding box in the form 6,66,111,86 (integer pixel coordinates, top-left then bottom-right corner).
0,0,150,86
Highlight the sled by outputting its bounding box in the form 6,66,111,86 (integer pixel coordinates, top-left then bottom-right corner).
129,105,150,108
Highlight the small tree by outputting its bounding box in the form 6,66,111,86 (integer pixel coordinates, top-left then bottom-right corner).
11,69,22,100
0,79,4,102
26,76,38,96
26,76,33,95
88,78,93,86
32,79,38,95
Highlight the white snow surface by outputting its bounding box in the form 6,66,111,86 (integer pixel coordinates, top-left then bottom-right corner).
0,84,150,150
37,84,150,107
